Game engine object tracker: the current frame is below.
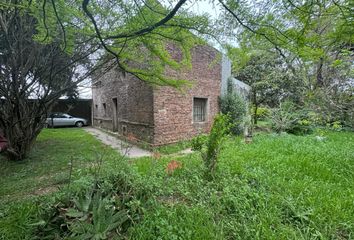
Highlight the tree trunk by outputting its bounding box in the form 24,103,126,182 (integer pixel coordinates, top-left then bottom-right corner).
253,91,258,125
5,124,39,161
254,104,258,125
1,98,53,161
0,10,77,161
316,58,324,88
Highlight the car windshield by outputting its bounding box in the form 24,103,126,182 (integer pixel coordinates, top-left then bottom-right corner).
63,114,72,118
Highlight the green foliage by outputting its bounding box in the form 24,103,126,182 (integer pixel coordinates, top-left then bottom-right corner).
17,0,212,88
0,128,143,240
328,121,343,132
130,131,354,239
307,88,354,129
205,115,232,168
0,201,41,239
223,1,353,131
229,49,304,127
34,169,145,239
269,101,314,135
154,140,192,155
252,106,270,120
220,91,247,135
190,134,208,151
66,193,129,239
2,128,354,239
269,101,300,133
192,114,232,178
220,132,354,239
0,128,115,205
130,204,222,240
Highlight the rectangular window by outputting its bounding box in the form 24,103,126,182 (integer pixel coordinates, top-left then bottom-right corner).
193,98,207,122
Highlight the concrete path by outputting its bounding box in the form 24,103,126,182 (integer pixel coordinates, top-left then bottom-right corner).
84,127,151,158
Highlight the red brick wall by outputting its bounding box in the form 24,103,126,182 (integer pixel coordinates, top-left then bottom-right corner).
92,44,222,146
92,65,154,143
153,45,222,145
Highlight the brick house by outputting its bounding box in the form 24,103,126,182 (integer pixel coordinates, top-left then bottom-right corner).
92,44,231,146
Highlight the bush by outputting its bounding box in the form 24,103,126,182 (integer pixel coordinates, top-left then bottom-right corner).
33,171,146,239
327,121,343,131
220,92,247,135
191,114,232,178
306,88,354,129
191,134,208,151
269,101,314,135
252,107,270,121
269,101,299,133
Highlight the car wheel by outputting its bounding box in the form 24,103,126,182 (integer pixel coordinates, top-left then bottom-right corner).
75,121,84,128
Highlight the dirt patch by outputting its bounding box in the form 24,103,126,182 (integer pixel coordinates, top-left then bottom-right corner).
157,193,190,206
32,185,60,196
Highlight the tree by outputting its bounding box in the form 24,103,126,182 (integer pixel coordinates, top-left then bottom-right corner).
232,49,301,124
220,0,353,125
220,79,247,134
0,6,96,160
0,0,212,160
29,0,212,87
2,0,352,160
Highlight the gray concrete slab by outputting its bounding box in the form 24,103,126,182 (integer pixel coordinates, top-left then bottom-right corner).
84,127,151,158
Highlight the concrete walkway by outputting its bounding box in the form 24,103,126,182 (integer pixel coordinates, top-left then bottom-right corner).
84,127,151,158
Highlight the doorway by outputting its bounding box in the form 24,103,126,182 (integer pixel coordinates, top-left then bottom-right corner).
112,98,118,132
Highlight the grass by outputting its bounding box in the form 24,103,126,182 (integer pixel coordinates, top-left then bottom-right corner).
254,120,272,132
130,131,354,239
1,128,353,239
218,132,354,238
0,128,117,206
153,140,192,154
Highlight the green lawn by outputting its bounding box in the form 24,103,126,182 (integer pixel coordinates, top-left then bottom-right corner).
0,128,117,206
0,129,353,239
131,131,354,239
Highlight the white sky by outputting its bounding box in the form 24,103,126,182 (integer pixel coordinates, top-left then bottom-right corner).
186,0,220,18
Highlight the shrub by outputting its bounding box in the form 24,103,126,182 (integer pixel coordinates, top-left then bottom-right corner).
191,134,208,151
327,121,343,131
269,101,314,135
220,92,247,135
307,88,354,129
33,171,146,239
252,106,270,121
192,114,232,178
269,101,300,133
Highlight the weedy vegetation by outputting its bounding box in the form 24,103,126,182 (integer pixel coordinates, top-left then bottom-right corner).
1,128,353,239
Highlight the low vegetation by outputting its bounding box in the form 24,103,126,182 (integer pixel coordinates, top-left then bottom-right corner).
1,128,353,239
153,140,192,155
0,129,116,206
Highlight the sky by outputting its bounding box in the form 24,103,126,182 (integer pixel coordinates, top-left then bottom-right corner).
78,1,222,98
185,0,220,18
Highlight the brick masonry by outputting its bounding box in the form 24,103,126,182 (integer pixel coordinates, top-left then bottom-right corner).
92,65,154,143
92,44,225,146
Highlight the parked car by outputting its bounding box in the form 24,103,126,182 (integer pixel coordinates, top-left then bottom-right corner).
46,113,88,127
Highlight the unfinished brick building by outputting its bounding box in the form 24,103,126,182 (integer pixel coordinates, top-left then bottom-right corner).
92,44,231,146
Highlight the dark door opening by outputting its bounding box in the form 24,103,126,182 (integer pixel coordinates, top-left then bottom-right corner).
112,98,118,132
